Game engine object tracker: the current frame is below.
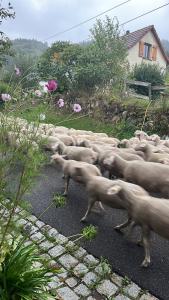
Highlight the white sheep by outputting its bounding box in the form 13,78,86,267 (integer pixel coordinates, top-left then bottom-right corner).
107,184,169,267
51,154,101,196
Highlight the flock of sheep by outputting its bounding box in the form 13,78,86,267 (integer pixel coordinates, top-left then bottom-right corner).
4,115,169,268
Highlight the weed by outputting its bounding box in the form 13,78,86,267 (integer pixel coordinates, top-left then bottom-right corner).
122,275,131,287
97,257,112,280
53,193,67,208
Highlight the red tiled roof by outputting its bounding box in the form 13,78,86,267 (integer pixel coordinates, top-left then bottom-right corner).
123,25,169,64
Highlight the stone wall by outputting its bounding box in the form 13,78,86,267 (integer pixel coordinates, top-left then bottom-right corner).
55,95,169,135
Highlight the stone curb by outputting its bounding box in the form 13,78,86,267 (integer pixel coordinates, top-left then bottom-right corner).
1,202,159,300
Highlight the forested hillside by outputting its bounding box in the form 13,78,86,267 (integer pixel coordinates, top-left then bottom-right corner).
12,38,48,56
162,39,169,56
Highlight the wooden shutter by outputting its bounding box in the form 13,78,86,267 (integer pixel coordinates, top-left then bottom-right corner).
139,41,144,57
152,46,157,61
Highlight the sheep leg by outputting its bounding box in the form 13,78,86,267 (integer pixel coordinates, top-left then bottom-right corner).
141,226,151,268
98,201,105,211
114,217,132,232
81,198,96,222
124,220,136,240
63,176,70,196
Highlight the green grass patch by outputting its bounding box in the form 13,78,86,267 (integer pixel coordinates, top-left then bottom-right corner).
12,103,136,139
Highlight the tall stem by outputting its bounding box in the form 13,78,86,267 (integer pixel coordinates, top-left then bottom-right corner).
0,166,25,250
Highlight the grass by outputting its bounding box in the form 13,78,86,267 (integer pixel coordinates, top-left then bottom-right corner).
11,102,137,139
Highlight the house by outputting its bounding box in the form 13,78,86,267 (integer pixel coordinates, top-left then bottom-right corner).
124,25,169,69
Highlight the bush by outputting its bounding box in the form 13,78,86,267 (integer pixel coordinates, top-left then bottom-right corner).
0,81,11,94
131,63,165,98
0,240,52,299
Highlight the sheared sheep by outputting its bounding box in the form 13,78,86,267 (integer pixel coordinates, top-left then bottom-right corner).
135,143,169,164
110,155,169,196
73,168,148,222
107,185,169,267
51,154,101,196
56,142,98,164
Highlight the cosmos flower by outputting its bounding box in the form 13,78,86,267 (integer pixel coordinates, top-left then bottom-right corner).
39,113,46,121
14,66,21,76
57,98,64,108
1,94,11,101
39,81,48,93
34,90,42,97
73,103,82,113
46,80,58,92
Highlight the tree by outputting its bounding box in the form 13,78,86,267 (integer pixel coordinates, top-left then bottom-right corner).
162,39,169,56
89,16,128,86
0,1,15,67
37,41,82,92
70,16,128,93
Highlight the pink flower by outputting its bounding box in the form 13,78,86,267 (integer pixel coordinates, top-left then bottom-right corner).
34,90,42,97
73,103,81,113
57,98,64,108
14,66,20,76
46,80,58,92
1,94,11,101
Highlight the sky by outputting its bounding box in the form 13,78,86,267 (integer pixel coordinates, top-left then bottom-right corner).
1,0,169,45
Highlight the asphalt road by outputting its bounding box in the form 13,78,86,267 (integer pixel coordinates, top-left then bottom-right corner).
20,164,169,300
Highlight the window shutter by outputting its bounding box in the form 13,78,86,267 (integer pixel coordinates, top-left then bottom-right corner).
152,46,157,61
139,41,144,57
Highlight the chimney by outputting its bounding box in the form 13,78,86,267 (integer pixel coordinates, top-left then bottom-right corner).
126,30,130,35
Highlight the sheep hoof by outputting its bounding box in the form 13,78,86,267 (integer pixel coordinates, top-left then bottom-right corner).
137,240,143,247
62,192,67,197
80,217,87,223
141,260,150,268
62,175,65,179
114,225,123,233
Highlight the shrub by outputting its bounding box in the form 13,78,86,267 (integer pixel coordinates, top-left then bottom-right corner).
0,81,11,94
131,63,165,98
0,240,52,299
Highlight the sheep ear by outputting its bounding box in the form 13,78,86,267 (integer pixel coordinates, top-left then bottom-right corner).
62,155,68,160
107,185,121,195
140,143,146,148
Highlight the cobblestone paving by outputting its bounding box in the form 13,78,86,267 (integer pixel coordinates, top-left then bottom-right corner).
2,203,159,300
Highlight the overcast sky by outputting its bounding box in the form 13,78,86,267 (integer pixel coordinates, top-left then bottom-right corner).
1,0,169,45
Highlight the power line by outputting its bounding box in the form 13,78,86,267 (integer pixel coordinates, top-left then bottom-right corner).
82,2,169,43
120,2,169,26
44,0,132,41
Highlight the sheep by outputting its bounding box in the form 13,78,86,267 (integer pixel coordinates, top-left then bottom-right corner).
51,154,101,196
135,143,169,164
68,129,94,136
101,152,144,178
119,137,140,148
134,130,149,141
53,134,75,146
107,184,169,267
73,167,148,222
97,148,144,178
6,131,39,151
56,142,98,164
110,154,169,196
40,134,60,152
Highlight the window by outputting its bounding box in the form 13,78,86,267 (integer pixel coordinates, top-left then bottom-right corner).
143,43,152,59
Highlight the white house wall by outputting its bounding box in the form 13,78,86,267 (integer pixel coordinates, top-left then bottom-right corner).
128,31,167,69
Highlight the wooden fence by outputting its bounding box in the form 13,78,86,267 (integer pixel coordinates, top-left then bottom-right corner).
124,79,168,100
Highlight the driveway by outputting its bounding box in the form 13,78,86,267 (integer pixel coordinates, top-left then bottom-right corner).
20,164,169,300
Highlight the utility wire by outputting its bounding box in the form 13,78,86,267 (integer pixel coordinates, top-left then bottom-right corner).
44,0,132,41
82,2,169,42
120,2,169,26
